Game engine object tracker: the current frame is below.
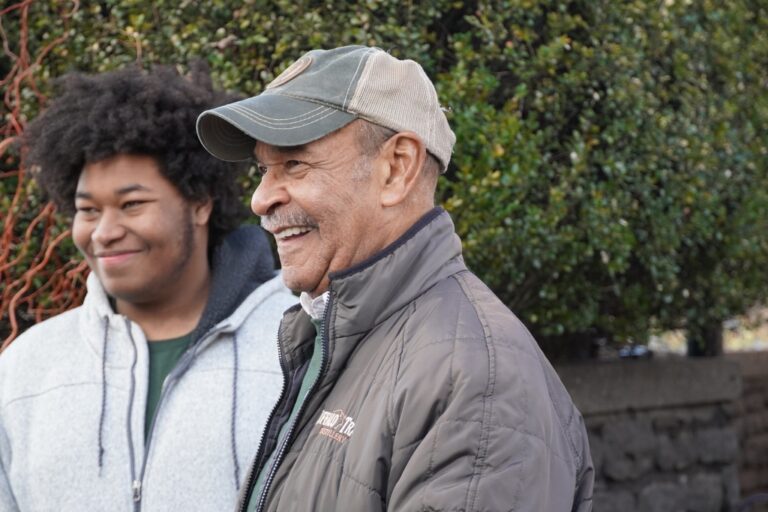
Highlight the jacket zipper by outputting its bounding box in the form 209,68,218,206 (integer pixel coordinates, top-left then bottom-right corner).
132,480,142,502
131,327,225,510
241,294,333,512
123,319,141,512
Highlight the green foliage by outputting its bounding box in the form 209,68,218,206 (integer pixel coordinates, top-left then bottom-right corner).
4,0,768,357
443,0,768,355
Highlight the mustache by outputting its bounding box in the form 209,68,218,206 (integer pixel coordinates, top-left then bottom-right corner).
260,210,317,231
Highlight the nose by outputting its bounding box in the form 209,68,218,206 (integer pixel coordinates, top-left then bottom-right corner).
251,171,289,217
91,209,126,246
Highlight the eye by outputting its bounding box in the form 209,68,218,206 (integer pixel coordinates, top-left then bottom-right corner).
122,200,145,210
256,164,269,177
75,205,98,215
283,160,309,175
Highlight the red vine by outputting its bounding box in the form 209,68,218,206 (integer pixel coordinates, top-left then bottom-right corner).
1,1,87,350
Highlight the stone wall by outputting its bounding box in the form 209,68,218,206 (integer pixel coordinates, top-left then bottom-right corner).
729,352,768,511
557,357,743,512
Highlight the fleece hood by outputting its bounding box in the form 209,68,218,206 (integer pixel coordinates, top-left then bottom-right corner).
191,224,277,342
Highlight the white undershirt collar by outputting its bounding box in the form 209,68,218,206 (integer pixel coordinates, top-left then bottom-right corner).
299,291,329,321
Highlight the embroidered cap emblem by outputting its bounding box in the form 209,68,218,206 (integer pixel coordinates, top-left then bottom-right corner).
266,56,313,90
316,409,355,443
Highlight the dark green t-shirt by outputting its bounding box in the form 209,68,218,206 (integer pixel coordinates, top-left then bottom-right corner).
145,334,194,438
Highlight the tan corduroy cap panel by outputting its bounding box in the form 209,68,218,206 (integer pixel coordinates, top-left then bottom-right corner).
197,46,456,170
348,51,455,170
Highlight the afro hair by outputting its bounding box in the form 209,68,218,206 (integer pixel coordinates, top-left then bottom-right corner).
23,62,249,249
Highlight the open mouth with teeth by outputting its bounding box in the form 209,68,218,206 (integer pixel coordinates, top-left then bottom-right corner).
274,226,314,241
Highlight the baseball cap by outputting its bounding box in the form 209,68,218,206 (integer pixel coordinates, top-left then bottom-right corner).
196,45,455,171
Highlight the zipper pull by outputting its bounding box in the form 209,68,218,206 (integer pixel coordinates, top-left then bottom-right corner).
132,480,142,502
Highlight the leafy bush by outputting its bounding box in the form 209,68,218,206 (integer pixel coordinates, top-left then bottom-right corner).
2,0,767,358
442,0,768,356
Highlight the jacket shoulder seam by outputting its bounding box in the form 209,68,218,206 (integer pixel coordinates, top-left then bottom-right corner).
388,302,413,439
450,271,503,511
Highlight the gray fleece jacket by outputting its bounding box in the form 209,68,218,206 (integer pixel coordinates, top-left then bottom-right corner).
0,225,297,511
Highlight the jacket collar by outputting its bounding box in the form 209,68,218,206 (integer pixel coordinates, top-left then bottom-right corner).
328,207,465,337
278,208,466,375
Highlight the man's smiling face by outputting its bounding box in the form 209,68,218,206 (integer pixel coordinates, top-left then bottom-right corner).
72,154,205,306
250,121,387,297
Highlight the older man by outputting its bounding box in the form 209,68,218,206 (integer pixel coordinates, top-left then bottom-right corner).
197,45,594,511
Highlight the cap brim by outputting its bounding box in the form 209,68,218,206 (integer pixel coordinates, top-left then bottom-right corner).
196,93,356,162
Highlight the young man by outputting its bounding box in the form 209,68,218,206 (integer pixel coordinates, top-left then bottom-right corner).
197,46,594,511
0,65,296,511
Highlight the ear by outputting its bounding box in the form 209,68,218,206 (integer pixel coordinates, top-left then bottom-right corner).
192,197,214,226
377,131,426,208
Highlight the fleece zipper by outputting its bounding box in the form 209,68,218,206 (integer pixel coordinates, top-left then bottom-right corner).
123,318,140,512
127,323,227,509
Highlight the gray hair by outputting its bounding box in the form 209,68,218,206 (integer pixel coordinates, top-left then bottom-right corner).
354,119,441,183
355,119,396,157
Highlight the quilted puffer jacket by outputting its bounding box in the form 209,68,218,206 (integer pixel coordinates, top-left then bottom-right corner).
239,208,594,512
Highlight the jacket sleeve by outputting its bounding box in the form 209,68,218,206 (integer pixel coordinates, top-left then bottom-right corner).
0,354,20,512
386,330,589,512
0,414,19,512
0,458,19,512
